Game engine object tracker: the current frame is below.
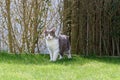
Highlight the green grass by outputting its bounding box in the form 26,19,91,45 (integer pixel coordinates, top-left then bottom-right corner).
0,52,120,80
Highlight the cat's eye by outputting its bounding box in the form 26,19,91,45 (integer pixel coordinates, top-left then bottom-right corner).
50,33,53,35
45,32,48,36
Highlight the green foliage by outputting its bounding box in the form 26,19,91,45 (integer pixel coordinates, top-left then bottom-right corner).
0,53,120,80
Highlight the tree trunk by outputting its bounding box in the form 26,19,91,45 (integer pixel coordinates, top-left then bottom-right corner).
5,0,14,53
31,0,39,53
71,0,79,54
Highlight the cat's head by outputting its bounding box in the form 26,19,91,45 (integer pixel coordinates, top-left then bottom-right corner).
44,28,56,40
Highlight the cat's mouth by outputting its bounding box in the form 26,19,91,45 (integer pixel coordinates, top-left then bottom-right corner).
45,35,54,40
46,37,53,40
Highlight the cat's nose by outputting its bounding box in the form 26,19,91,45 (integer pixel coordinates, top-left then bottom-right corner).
47,36,50,38
47,36,51,39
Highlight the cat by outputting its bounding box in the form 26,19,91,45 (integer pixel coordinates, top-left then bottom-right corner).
44,28,72,61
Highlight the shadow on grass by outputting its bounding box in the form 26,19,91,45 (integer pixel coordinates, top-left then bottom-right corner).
0,51,120,65
82,56,120,65
0,52,90,65
0,52,49,65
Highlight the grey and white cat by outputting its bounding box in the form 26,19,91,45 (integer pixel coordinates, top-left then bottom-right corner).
45,28,72,61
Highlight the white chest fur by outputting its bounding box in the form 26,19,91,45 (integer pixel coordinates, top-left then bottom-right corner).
46,38,59,51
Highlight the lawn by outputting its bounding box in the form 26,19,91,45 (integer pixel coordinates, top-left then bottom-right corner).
0,52,120,80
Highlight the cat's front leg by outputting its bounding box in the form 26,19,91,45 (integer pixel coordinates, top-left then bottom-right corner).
52,50,59,61
48,49,53,61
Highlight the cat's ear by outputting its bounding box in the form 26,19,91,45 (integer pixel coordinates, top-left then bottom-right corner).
43,27,47,33
44,29,48,33
51,27,56,32
44,30,47,33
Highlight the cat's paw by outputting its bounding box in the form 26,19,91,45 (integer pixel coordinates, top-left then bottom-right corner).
49,59,57,62
52,59,57,62
59,55,63,60
49,59,53,62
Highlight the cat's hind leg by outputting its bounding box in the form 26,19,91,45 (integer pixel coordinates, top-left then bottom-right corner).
67,49,72,59
59,54,63,60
